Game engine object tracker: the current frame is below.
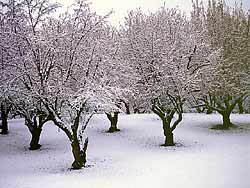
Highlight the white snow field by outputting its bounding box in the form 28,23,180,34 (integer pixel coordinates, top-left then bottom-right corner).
0,113,250,188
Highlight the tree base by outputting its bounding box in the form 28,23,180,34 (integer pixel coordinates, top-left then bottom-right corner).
162,133,175,146
0,130,9,135
29,144,42,150
71,153,87,170
0,125,8,135
107,127,120,133
161,143,175,147
72,161,84,170
71,138,88,170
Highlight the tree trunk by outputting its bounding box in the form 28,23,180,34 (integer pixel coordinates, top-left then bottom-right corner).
238,100,244,114
71,138,88,169
222,112,232,129
164,132,174,146
29,127,42,150
106,112,120,133
1,103,9,135
123,101,130,114
25,116,45,150
162,120,175,146
44,104,89,170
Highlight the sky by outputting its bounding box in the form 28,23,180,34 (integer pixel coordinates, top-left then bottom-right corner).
54,0,250,26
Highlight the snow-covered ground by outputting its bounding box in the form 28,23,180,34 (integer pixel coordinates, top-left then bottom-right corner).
0,113,250,188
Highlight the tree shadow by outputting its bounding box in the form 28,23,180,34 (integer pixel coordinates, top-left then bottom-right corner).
210,123,237,130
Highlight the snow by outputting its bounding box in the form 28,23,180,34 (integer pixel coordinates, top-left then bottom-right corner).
1,113,250,188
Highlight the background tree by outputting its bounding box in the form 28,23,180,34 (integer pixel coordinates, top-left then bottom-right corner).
121,6,212,146
197,0,250,129
93,24,133,133
0,0,23,134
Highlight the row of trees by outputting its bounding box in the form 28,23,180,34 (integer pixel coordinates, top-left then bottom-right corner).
0,0,249,169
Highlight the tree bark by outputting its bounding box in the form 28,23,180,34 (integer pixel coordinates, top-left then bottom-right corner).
123,101,130,114
1,103,9,135
29,127,42,150
71,138,88,169
238,100,244,114
152,103,178,147
222,112,232,129
71,108,89,169
106,112,120,133
164,132,174,146
25,115,48,150
162,119,175,146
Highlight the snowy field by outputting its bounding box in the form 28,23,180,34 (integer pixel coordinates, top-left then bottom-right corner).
0,113,250,188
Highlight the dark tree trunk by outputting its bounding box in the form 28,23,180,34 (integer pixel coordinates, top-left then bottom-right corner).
222,112,232,129
71,108,89,169
238,100,244,114
29,127,42,150
205,95,245,129
162,119,175,147
164,132,174,146
44,103,90,170
71,138,88,169
123,101,130,114
151,102,183,147
106,112,120,133
1,103,9,135
25,114,49,150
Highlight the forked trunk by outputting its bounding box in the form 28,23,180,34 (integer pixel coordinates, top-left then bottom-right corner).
29,127,42,150
106,112,120,133
25,116,46,150
123,101,130,114
71,138,88,169
44,103,90,170
162,120,175,146
152,97,183,147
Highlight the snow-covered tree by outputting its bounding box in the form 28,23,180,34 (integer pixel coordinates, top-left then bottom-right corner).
0,0,60,148
35,1,121,168
121,6,212,146
1,0,128,168
197,0,250,129
0,0,21,134
88,23,134,132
